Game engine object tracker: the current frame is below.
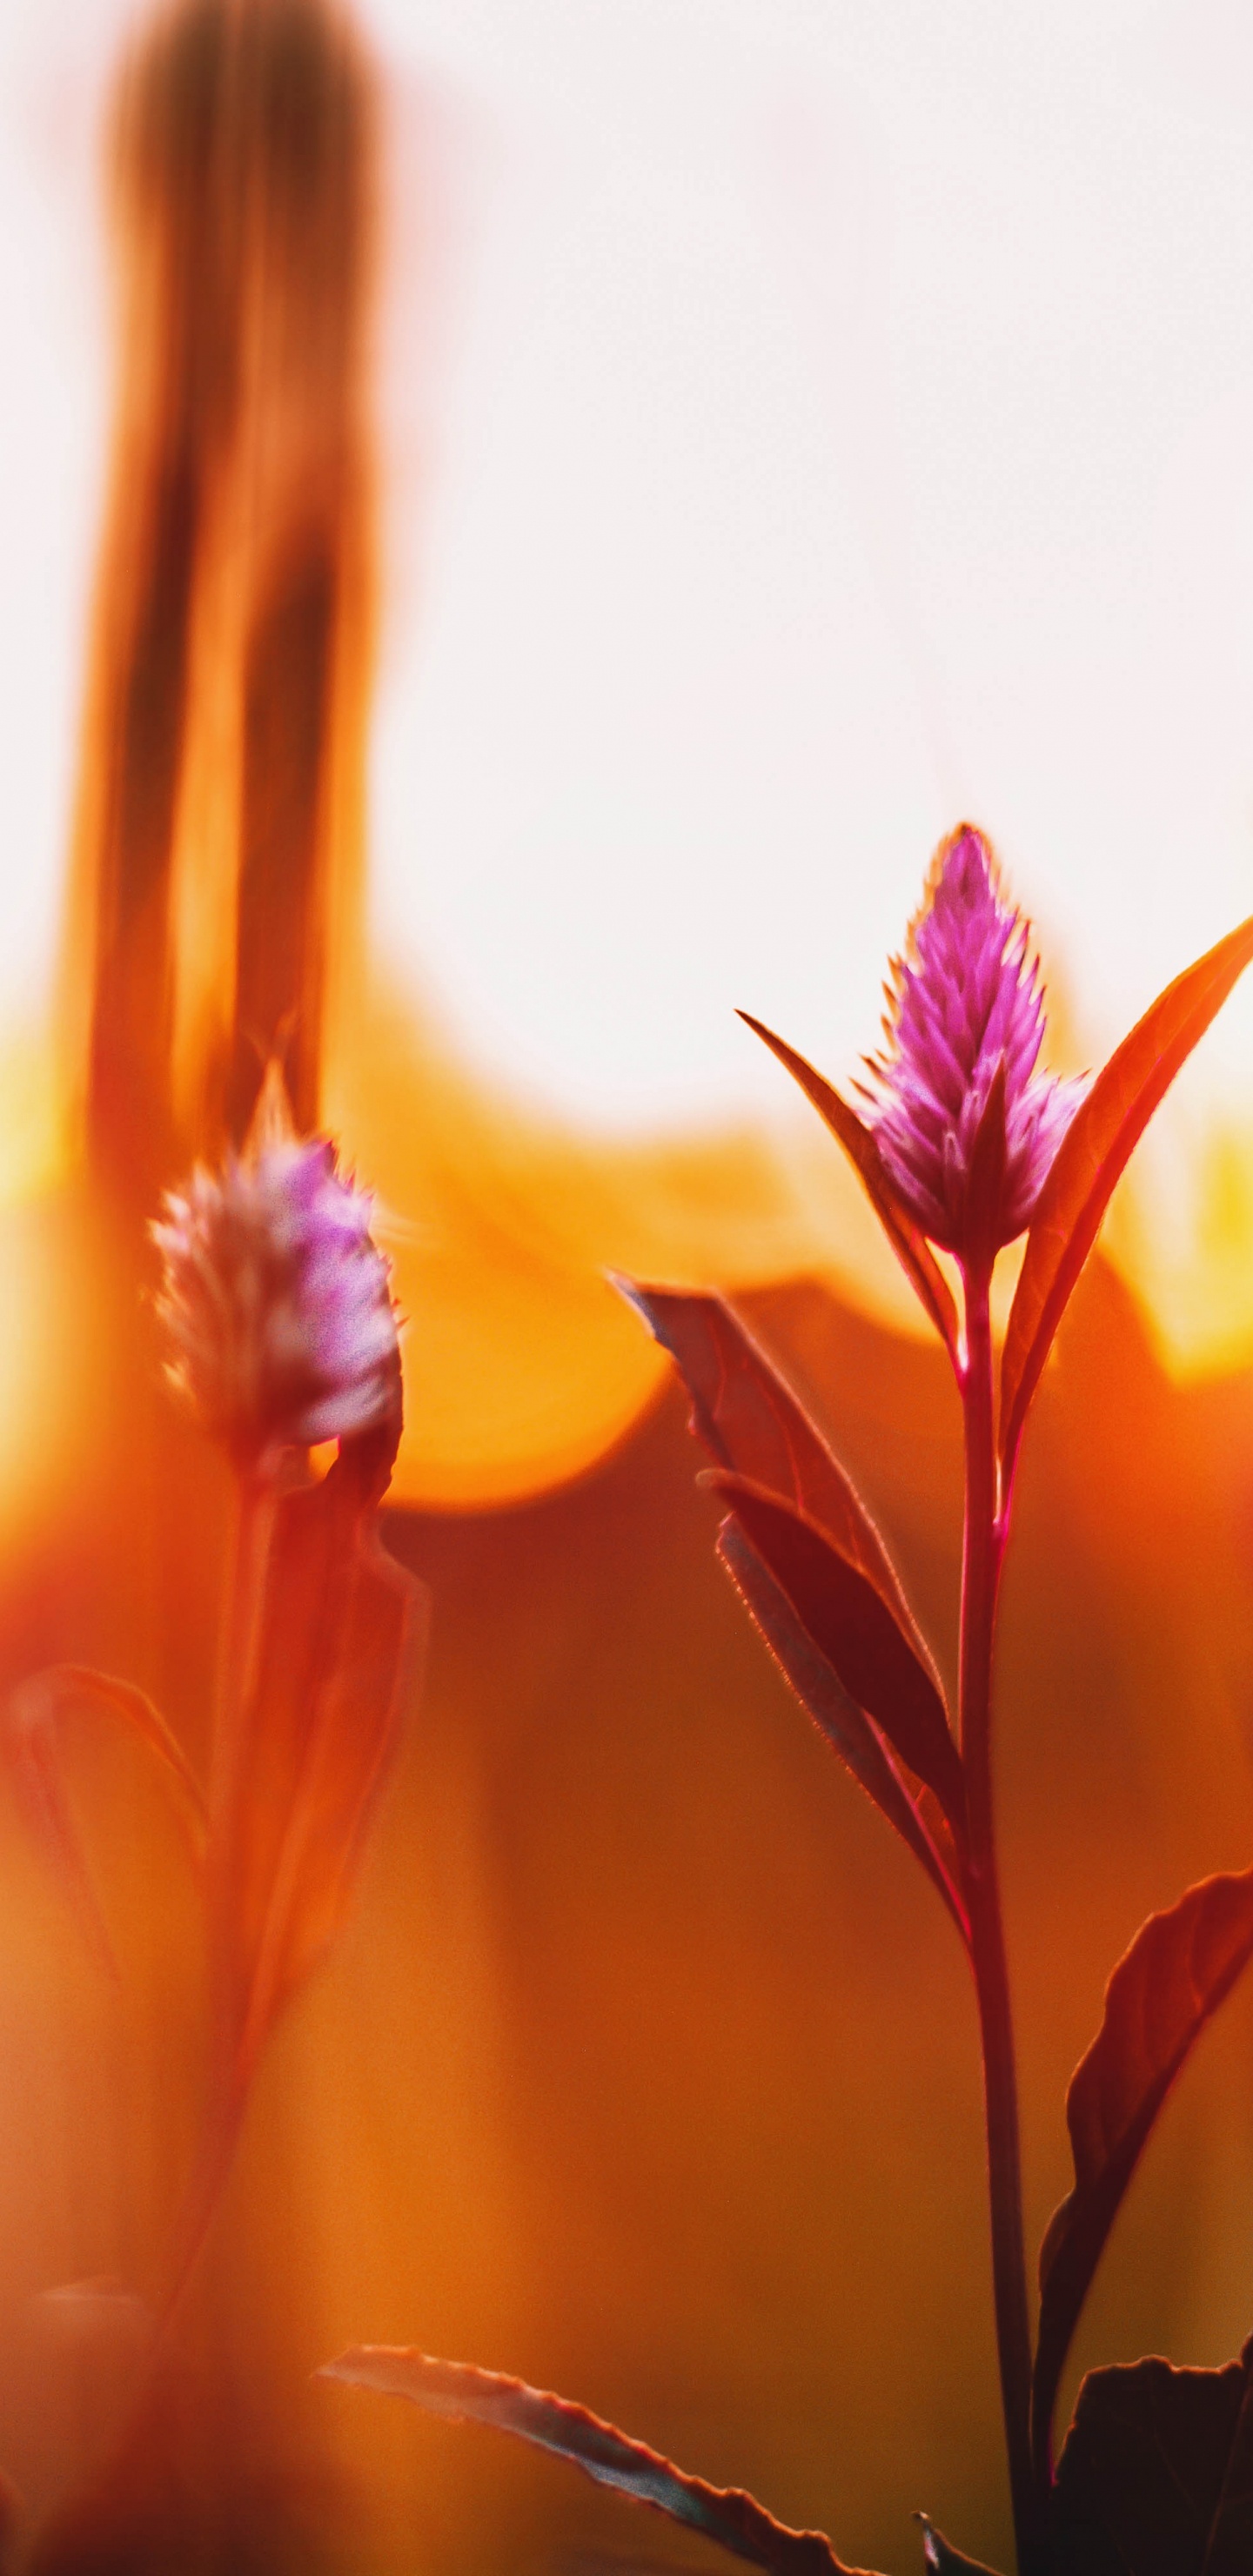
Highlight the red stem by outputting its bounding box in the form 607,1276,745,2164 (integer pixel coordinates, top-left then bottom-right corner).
959,1259,1047,2576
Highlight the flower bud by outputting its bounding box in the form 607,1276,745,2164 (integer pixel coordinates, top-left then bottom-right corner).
152,1082,399,1469
860,826,1084,1261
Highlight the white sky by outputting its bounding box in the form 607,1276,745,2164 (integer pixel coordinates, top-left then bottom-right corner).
5,0,1253,1157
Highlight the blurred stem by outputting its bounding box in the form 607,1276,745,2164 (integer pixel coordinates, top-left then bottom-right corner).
208,1467,276,1849
158,1466,277,2331
960,1260,1043,2576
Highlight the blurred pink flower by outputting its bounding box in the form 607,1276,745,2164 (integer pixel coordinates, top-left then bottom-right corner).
153,1087,399,1468
861,825,1083,1260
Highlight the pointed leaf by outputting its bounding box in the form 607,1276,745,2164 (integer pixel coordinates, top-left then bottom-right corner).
719,1521,968,1940
915,2517,1005,2574
706,1475,964,1836
621,1285,966,1927
962,1057,1007,1274
1001,913,1253,1482
1033,1867,1253,2474
318,2350,881,2576
211,1426,427,2094
1050,2338,1253,2575
736,1014,960,1365
4,1666,206,1978
618,1283,927,1650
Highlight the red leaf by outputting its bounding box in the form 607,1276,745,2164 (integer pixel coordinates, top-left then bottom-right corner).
735,1014,960,1365
4,1665,206,1980
1033,1868,1253,2478
1000,914,1253,1485
1050,2338,1253,2574
915,2517,1005,2574
618,1284,928,1652
318,2350,881,2576
705,1475,965,1837
211,1433,427,2097
619,1286,964,1928
719,1521,968,1941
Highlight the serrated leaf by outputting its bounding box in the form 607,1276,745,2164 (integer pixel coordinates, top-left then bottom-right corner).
1050,2338,1253,2574
718,1521,967,1940
1000,913,1253,1485
211,1422,427,2096
616,1284,926,1652
1033,1867,1253,2476
915,2515,1004,2573
705,1476,964,1836
734,1015,960,1366
318,2350,882,2576
4,1665,206,1979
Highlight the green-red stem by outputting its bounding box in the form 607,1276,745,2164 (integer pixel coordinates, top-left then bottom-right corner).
960,1260,1045,2576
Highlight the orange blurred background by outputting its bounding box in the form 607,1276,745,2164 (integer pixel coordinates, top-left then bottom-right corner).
0,4,1252,2572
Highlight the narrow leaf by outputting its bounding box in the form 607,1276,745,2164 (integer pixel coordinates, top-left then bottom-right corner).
961,1057,1007,1275
915,2517,1004,2574
706,1475,964,1836
620,1283,963,1924
212,1426,427,2095
1033,1867,1253,2475
318,2350,881,2576
1050,2338,1253,2576
4,1666,207,1978
719,1521,967,1940
1001,913,1253,1482
617,1284,926,1649
735,1013,960,1365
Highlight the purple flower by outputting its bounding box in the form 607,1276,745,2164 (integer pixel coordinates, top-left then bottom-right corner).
860,826,1083,1262
153,1090,399,1469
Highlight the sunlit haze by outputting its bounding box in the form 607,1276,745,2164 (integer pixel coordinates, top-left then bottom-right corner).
4,0,1253,1345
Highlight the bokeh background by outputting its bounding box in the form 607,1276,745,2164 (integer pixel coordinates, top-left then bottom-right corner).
1,2,1253,2569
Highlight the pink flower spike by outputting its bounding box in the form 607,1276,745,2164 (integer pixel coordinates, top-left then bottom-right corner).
152,1074,400,1472
862,826,1084,1265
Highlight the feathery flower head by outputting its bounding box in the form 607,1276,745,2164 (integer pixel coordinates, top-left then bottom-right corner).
861,825,1083,1262
152,1070,399,1469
